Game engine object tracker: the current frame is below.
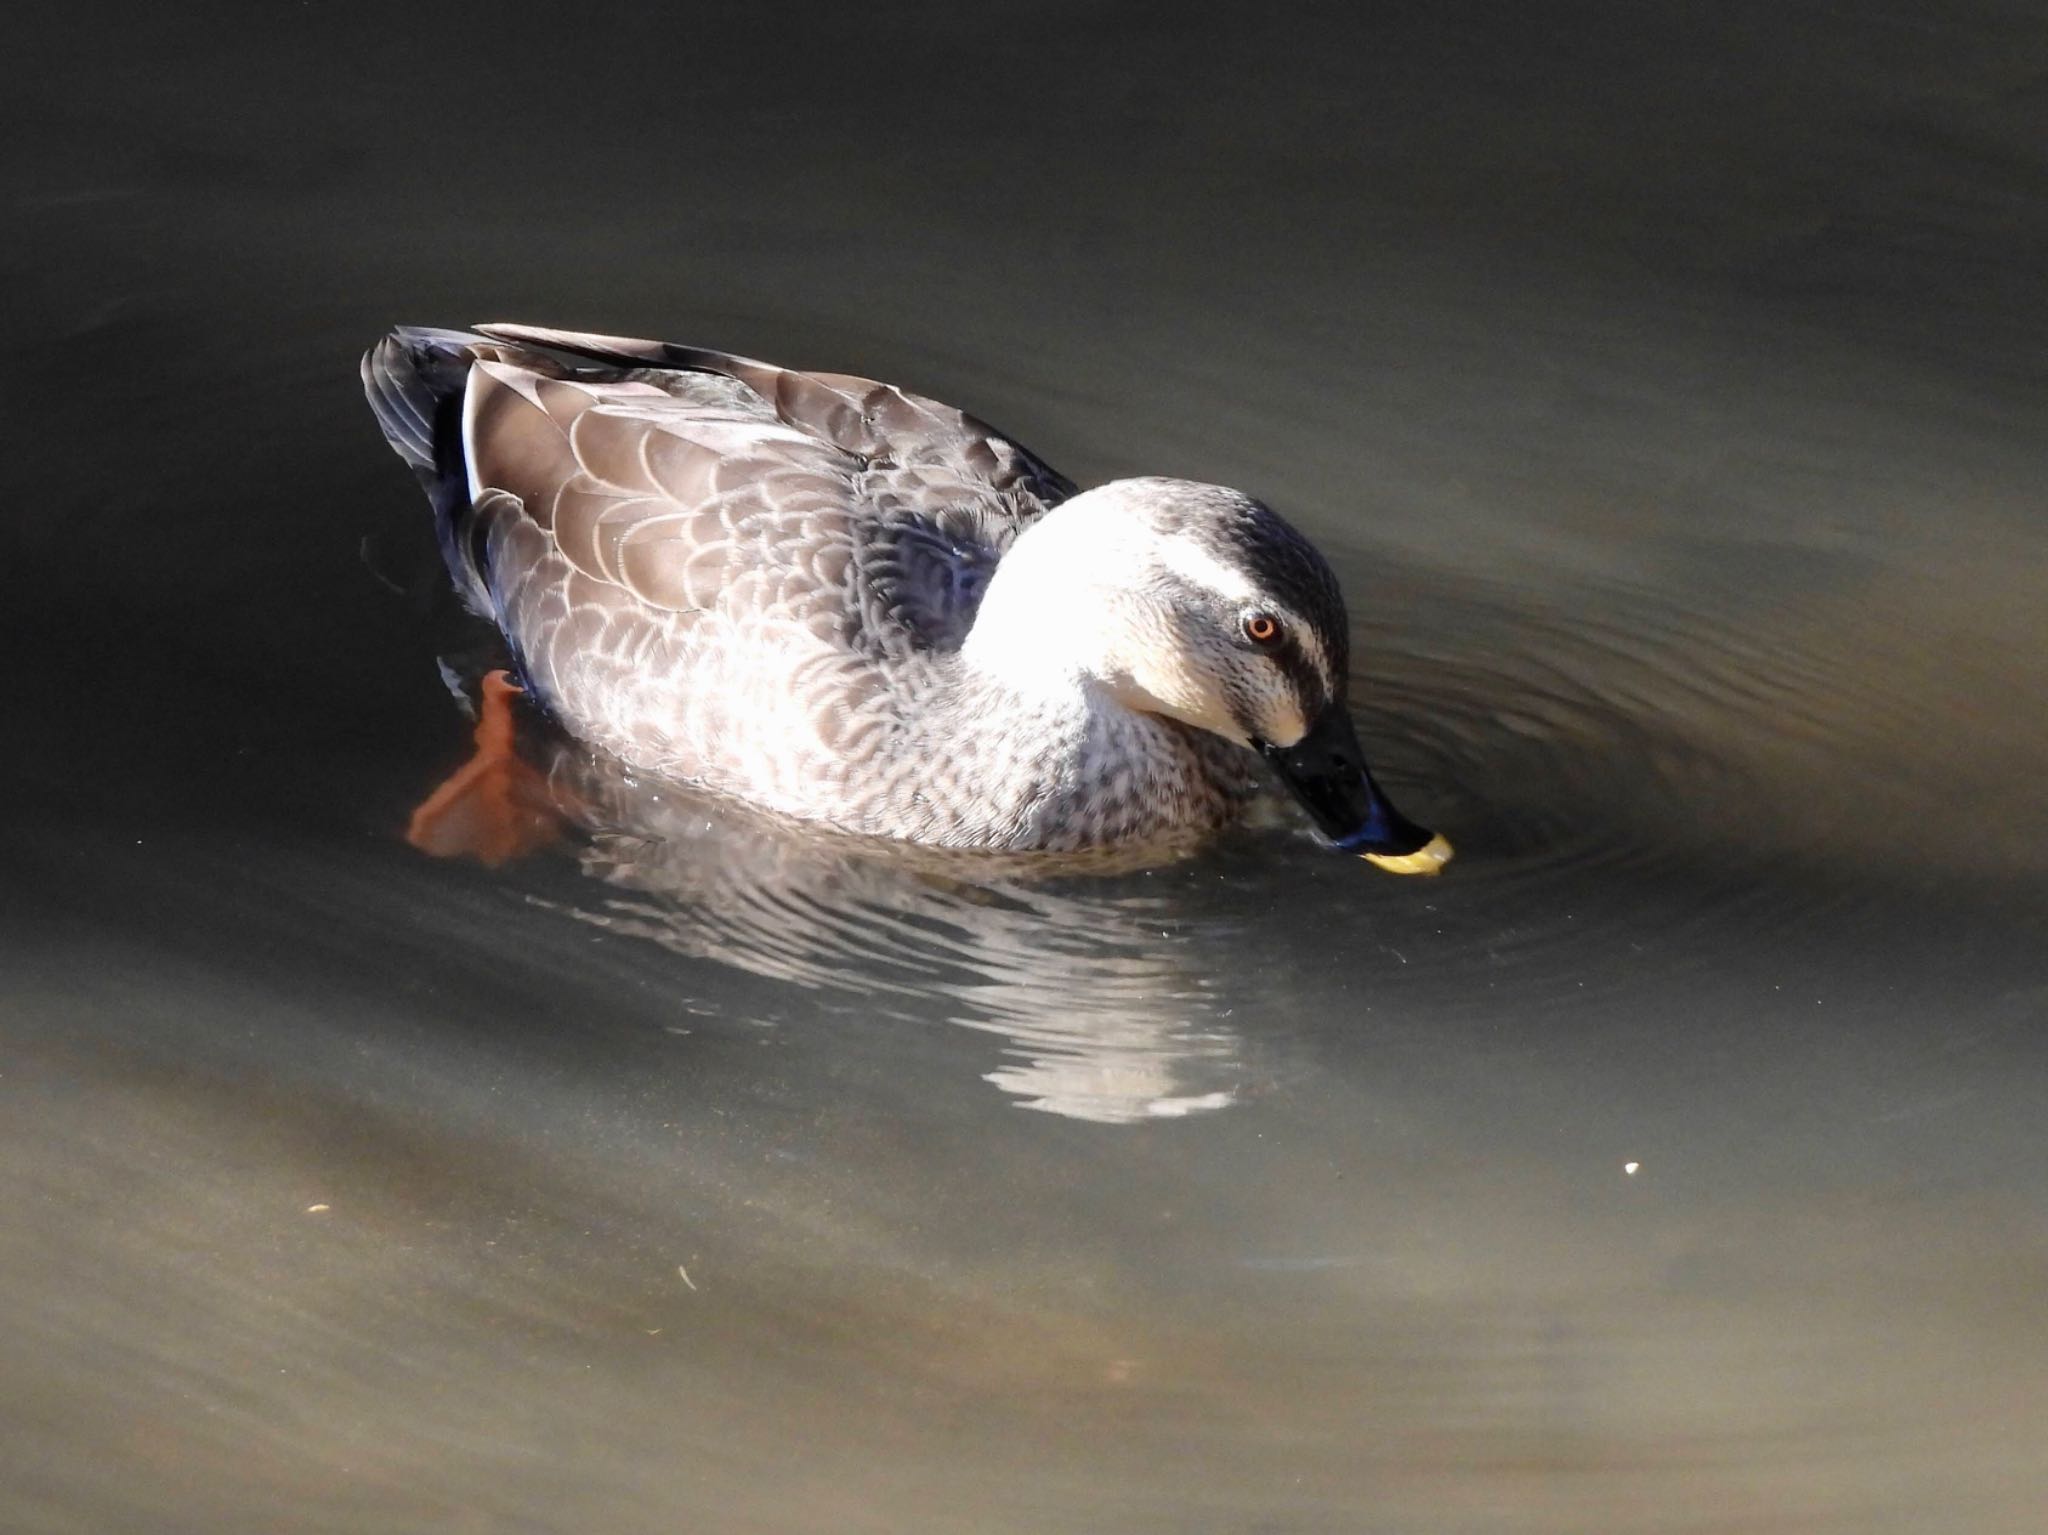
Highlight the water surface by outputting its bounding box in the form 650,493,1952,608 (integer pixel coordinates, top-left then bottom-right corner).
5,4,2046,1531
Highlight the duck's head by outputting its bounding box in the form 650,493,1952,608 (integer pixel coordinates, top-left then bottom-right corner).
964,478,1451,873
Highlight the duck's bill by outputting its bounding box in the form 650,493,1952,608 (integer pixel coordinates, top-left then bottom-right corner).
1258,706,1453,876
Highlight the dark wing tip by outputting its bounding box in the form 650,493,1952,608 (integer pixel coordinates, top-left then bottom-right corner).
472,322,774,379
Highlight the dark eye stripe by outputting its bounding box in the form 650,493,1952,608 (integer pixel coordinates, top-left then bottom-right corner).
1270,632,1326,721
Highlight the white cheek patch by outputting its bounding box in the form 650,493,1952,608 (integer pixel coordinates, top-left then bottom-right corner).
1254,679,1310,747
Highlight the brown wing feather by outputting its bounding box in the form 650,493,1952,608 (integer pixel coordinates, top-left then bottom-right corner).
460,327,1074,659
473,322,1075,505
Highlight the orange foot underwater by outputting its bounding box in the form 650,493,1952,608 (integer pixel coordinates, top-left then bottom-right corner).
407,670,561,867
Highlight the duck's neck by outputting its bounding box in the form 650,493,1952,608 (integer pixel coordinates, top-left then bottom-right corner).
956,500,1121,704
935,588,1227,850
898,492,1249,848
922,657,1197,850
950,607,1122,796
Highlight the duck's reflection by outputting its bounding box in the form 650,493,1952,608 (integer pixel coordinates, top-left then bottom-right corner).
412,673,1250,1123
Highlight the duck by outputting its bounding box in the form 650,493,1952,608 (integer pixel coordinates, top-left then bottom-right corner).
361,324,1451,872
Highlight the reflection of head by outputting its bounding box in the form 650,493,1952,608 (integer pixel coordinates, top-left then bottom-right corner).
538,747,1250,1125
982,1038,1238,1125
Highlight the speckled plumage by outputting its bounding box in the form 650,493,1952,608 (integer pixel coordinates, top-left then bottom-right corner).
361,324,1359,851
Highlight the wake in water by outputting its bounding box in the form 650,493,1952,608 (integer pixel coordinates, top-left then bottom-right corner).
394,540,2045,1123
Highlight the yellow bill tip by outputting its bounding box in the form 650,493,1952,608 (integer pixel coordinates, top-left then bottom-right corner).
1362,830,1455,876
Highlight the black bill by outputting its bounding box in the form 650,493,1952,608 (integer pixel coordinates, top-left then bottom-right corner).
1257,705,1451,872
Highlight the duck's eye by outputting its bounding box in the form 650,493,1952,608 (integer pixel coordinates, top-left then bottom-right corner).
1241,612,1282,646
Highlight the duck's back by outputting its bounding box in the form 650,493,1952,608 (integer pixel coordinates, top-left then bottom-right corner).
363,325,1075,825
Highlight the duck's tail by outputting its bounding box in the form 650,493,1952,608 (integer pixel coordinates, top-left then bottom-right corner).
361,326,528,615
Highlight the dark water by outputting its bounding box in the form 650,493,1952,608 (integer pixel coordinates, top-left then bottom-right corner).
7,4,2047,1530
